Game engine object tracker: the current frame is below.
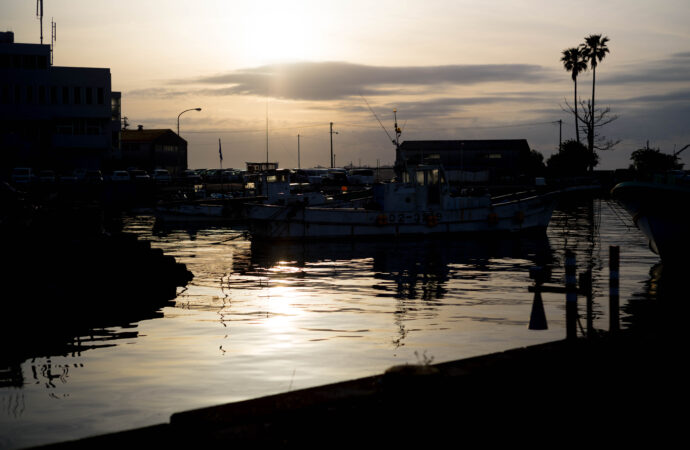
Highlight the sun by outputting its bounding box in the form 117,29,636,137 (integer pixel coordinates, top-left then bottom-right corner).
238,2,325,65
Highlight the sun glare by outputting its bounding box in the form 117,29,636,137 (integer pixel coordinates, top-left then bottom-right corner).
239,2,326,64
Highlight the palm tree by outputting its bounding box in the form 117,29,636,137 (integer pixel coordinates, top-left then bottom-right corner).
561,46,587,144
582,34,610,157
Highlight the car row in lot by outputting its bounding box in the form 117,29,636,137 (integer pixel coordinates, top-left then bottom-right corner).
6,168,183,185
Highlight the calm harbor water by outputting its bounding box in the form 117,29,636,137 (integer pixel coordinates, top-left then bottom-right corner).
0,197,664,449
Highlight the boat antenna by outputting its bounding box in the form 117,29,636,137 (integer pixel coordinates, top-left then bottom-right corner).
361,95,394,145
673,144,690,158
393,108,402,149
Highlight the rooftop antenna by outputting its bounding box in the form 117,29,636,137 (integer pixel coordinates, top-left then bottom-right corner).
36,0,44,44
50,18,56,64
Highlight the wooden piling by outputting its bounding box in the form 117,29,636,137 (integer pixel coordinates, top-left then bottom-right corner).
580,270,593,338
609,246,620,333
565,250,577,340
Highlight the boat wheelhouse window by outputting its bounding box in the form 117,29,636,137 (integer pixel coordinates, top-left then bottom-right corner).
429,168,440,185
414,168,441,185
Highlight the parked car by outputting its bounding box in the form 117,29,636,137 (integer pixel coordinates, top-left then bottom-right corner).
85,170,104,184
152,169,172,184
59,172,78,184
73,168,88,181
182,169,202,184
38,170,56,183
10,168,34,184
347,168,375,185
110,170,131,182
222,170,243,183
128,169,150,182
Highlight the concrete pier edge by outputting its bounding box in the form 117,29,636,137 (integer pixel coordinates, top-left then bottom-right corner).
31,328,682,448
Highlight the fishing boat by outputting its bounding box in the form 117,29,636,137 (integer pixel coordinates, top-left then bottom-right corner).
246,162,559,240
246,111,560,241
610,174,690,263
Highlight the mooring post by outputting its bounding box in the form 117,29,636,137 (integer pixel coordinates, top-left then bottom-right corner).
609,246,620,333
565,250,577,340
580,269,593,338
529,266,548,330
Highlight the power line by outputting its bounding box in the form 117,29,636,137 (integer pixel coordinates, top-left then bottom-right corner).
180,119,560,135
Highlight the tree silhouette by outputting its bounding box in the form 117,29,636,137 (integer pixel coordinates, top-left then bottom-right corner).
561,47,588,144
630,145,683,175
547,139,598,175
582,34,610,157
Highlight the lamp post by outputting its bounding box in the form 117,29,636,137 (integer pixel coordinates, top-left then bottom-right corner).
177,107,201,136
329,122,338,168
176,108,201,175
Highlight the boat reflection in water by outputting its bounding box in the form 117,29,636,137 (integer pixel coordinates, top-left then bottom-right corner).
247,232,554,290
238,233,554,347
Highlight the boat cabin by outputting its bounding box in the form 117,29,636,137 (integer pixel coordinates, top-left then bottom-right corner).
373,164,490,212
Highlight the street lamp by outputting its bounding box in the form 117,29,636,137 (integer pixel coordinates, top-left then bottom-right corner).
177,107,202,136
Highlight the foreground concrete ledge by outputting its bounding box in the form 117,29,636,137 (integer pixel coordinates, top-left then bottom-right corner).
33,331,681,448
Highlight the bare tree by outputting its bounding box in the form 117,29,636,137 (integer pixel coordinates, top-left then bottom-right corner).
563,99,620,170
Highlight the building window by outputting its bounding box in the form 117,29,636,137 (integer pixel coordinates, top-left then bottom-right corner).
50,85,57,104
86,87,93,105
62,86,69,104
74,86,81,104
97,87,104,105
14,85,21,104
26,85,34,104
38,85,46,104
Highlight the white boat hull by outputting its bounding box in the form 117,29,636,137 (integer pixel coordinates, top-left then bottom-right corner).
247,192,558,240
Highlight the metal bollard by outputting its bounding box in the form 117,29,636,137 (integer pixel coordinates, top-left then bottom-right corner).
609,246,620,333
565,250,577,340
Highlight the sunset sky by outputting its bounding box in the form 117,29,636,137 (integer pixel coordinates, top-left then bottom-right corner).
3,0,689,170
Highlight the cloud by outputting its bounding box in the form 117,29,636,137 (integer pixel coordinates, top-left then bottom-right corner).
172,61,554,101
604,52,690,85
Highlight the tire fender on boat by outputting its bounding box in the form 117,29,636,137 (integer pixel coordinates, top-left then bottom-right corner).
376,214,388,226
488,212,498,225
425,213,438,227
514,211,525,224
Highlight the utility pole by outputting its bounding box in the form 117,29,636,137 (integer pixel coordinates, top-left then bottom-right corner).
329,122,338,168
558,119,563,150
297,134,301,169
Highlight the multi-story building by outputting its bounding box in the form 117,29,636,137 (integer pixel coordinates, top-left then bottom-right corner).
0,31,121,174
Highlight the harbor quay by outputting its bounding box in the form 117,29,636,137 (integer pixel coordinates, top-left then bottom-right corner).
31,325,683,448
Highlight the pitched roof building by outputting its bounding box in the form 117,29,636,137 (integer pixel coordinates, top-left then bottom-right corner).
120,127,187,175
396,140,534,185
